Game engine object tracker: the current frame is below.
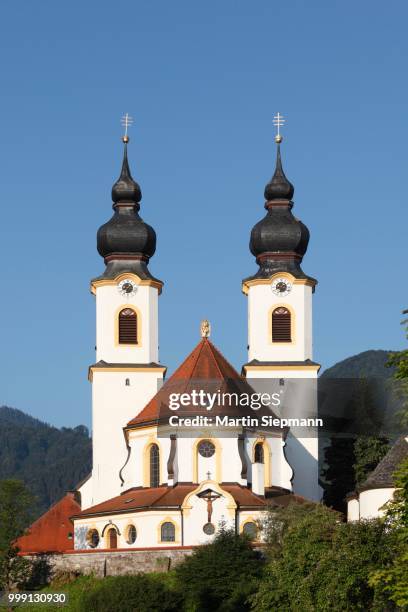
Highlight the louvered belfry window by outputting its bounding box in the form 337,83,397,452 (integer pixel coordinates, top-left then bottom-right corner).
272,307,291,342
119,308,138,344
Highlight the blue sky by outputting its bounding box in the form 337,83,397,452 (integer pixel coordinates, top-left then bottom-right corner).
0,1,407,428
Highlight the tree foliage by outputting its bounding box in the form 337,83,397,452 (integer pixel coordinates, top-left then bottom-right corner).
0,406,91,517
369,457,408,608
0,479,34,590
175,526,262,611
353,436,389,486
251,502,393,611
78,574,182,612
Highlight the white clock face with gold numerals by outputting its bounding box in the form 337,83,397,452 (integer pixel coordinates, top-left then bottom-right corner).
117,278,138,298
271,277,292,297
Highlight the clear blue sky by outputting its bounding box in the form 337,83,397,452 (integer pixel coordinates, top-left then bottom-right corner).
0,1,406,428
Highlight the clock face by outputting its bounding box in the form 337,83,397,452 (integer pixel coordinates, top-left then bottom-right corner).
271,277,292,297
117,278,137,298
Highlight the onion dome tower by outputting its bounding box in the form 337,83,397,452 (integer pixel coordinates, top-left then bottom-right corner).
244,128,314,283
94,133,161,283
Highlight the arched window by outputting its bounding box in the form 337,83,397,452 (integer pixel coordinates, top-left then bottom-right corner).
272,307,291,342
254,442,264,464
119,308,138,344
243,521,258,540
161,522,175,542
107,528,117,549
150,444,160,488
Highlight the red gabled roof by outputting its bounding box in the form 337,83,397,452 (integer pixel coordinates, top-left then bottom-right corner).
127,338,278,427
16,493,80,554
73,482,268,518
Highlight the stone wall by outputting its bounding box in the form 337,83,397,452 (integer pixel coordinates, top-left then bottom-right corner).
26,548,194,579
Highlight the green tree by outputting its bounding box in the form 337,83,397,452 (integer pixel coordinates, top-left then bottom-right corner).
0,479,34,590
251,502,393,611
353,436,389,486
387,309,408,426
369,456,408,609
175,527,262,611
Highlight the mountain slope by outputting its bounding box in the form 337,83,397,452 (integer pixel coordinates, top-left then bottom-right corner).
320,350,395,379
0,406,91,517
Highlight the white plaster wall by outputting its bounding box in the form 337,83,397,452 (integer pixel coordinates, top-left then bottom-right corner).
78,476,93,510
95,284,159,364
247,374,320,500
347,498,360,522
245,435,292,491
91,370,163,506
122,429,171,489
359,488,395,519
74,511,182,549
247,283,313,362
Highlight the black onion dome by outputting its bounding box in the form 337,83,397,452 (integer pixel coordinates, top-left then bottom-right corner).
250,210,309,258
96,208,156,259
264,145,294,201
244,143,315,283
94,142,161,283
111,144,142,204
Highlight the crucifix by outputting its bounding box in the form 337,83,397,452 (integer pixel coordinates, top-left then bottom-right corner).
199,489,221,523
121,113,133,143
273,111,285,144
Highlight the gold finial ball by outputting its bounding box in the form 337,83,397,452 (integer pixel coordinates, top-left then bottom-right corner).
200,319,211,338
122,135,129,143
275,134,283,144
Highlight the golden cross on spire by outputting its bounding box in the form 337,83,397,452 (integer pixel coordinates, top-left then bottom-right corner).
273,112,285,144
121,113,133,143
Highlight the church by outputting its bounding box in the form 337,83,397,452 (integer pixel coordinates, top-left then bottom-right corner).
17,119,322,555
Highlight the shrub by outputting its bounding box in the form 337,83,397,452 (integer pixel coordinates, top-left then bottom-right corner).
175,527,263,611
78,573,182,612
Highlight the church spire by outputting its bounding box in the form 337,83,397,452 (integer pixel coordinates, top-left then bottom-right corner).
95,116,160,283
111,142,142,207
264,144,294,202
244,115,313,283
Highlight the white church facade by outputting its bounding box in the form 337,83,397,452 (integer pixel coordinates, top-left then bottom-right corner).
18,124,327,555
67,127,321,550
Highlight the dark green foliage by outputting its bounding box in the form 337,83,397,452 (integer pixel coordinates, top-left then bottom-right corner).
369,456,408,608
322,436,356,513
175,527,263,611
353,436,390,485
78,574,183,612
0,406,91,517
252,502,394,611
0,479,35,590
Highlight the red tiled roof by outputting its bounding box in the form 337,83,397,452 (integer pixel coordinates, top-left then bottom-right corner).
127,338,279,427
74,483,269,518
16,493,80,554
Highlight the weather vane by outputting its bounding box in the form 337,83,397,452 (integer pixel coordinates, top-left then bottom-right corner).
121,113,133,143
273,112,285,144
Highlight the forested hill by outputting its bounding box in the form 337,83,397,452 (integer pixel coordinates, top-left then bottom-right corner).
320,350,395,379
0,406,91,517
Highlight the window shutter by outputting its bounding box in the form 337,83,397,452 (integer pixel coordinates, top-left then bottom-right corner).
272,307,291,342
119,308,138,344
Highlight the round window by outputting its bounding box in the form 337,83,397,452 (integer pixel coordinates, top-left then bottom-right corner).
127,524,137,545
198,440,215,458
87,528,100,549
243,522,257,540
